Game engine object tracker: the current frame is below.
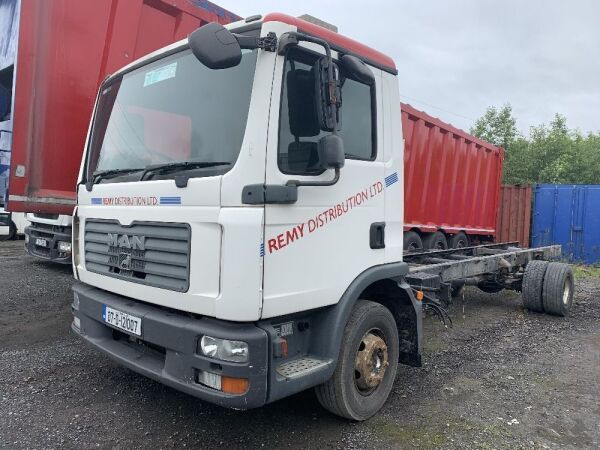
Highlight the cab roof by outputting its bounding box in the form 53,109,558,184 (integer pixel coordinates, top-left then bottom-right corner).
263,13,397,75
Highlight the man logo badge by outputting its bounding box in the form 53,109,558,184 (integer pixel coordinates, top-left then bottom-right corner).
107,233,146,273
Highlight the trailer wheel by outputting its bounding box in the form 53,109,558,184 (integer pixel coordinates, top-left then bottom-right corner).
403,231,423,253
449,232,469,249
315,300,399,421
423,231,448,251
542,262,574,316
521,260,549,313
0,219,16,241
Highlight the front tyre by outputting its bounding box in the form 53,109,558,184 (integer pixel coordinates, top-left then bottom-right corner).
315,300,399,421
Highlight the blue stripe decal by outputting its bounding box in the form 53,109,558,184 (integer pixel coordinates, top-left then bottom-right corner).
91,197,102,205
259,242,265,257
160,196,181,205
385,172,399,188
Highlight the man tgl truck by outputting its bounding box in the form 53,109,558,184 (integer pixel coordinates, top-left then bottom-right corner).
71,13,574,420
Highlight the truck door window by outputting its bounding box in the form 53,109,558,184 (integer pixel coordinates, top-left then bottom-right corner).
278,48,376,175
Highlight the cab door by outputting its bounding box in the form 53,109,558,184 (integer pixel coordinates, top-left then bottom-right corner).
262,46,386,318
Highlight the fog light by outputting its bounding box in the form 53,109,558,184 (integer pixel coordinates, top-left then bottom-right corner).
73,292,80,309
199,335,249,363
24,234,29,243
58,241,72,253
73,317,81,330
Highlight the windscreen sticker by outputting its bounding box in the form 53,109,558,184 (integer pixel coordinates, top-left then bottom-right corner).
143,62,177,87
262,172,399,256
90,196,181,206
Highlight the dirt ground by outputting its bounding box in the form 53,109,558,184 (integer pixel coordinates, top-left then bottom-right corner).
1,239,599,449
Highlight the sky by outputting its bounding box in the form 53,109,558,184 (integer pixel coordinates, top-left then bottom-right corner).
220,0,600,135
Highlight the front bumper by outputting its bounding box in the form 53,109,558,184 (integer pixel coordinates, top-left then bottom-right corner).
71,282,269,409
24,224,72,264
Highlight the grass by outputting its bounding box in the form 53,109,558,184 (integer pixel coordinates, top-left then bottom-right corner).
572,264,600,279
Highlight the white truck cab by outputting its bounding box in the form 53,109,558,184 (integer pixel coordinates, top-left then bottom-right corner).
71,13,572,420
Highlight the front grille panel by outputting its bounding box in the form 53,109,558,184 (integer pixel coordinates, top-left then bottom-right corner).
84,219,191,292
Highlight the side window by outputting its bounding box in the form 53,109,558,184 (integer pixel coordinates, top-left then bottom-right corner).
278,49,376,175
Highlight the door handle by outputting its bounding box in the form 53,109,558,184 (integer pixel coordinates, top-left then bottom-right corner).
370,222,385,249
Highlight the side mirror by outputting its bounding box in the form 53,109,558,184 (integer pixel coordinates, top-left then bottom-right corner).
188,23,242,69
313,56,342,132
318,134,345,169
340,54,375,85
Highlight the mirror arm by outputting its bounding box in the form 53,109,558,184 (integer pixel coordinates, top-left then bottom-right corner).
233,32,277,52
286,167,340,188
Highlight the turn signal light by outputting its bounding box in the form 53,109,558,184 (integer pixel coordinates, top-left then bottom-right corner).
416,290,424,301
221,376,249,395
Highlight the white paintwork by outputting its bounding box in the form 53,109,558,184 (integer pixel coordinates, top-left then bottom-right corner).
0,208,29,235
76,18,405,322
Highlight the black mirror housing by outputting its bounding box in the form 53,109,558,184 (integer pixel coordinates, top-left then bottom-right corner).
340,54,375,85
313,57,342,132
318,134,345,169
188,23,242,69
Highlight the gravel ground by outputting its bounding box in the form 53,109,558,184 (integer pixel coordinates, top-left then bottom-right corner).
1,239,599,449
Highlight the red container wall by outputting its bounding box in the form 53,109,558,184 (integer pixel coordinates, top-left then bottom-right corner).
7,0,239,214
402,103,504,238
496,184,532,247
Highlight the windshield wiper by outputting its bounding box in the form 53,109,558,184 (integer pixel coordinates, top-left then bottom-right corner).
86,168,144,190
139,161,232,182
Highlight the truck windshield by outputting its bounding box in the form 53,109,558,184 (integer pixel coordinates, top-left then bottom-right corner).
86,48,258,183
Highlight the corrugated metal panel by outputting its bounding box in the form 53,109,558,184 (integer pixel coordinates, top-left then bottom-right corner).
531,184,600,264
7,0,239,214
496,184,531,247
401,103,504,238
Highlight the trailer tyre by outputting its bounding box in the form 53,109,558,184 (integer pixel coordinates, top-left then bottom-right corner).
315,300,399,421
403,231,423,253
521,260,549,313
542,262,574,316
0,219,16,241
449,232,469,249
423,231,448,251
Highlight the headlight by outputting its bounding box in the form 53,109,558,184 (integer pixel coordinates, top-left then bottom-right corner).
199,335,249,363
58,241,72,253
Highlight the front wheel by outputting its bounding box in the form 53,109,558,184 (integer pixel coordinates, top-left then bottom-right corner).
315,300,399,421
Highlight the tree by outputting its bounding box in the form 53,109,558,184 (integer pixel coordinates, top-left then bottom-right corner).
470,104,518,150
471,106,600,185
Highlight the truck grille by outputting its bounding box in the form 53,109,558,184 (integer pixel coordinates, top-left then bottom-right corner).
84,219,191,292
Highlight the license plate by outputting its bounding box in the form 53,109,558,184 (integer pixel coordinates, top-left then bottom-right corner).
102,305,142,336
35,238,47,247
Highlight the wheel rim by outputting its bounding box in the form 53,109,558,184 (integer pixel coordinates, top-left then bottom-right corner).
435,241,446,250
456,239,466,248
407,242,418,252
354,329,389,395
563,278,572,305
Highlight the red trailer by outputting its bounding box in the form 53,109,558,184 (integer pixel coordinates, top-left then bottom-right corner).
7,0,239,215
401,103,504,251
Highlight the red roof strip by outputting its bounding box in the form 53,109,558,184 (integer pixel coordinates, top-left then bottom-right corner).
263,12,397,73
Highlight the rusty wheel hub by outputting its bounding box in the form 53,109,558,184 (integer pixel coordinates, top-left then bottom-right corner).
354,331,389,392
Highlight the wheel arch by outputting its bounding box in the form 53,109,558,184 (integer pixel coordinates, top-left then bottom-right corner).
311,262,422,370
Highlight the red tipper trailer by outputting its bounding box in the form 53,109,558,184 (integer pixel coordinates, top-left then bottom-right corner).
401,103,504,249
7,0,239,214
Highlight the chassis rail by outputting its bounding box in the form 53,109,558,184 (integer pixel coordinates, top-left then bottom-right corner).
403,242,562,284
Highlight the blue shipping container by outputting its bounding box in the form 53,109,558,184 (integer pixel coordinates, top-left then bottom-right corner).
531,184,600,264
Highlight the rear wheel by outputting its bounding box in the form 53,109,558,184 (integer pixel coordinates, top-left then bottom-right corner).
0,219,16,241
522,260,548,313
423,231,448,251
315,300,399,421
449,232,469,249
403,231,423,253
542,262,574,316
